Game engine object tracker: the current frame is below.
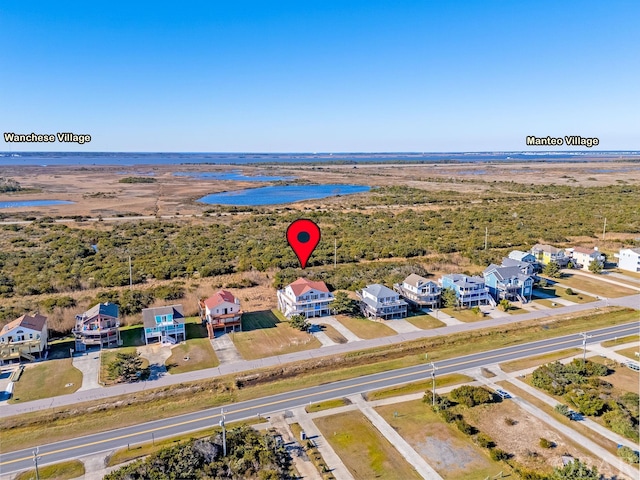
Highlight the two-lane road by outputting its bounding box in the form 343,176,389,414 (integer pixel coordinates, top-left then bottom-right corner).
1,321,638,475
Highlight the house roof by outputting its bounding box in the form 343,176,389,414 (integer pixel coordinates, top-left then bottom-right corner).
81,302,119,319
572,246,599,255
501,258,532,269
363,284,397,298
442,274,485,287
141,305,184,329
531,243,563,254
621,247,640,254
484,265,532,282
1,314,47,335
403,273,432,288
204,290,237,310
508,250,534,261
288,277,329,296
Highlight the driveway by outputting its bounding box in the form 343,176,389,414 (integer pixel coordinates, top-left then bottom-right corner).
137,344,173,380
72,350,102,390
210,333,244,364
310,316,362,342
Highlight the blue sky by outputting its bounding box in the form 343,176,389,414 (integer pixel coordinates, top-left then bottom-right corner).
1,1,638,152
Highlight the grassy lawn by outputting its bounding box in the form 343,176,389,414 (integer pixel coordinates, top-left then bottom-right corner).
556,273,637,298
500,348,582,373
319,324,348,344
533,285,596,304
165,339,219,373
47,338,75,359
9,358,82,403
601,334,639,347
100,346,149,386
616,346,640,360
314,410,422,480
441,307,485,322
334,315,396,339
305,397,351,413
3,308,637,452
504,306,527,314
376,400,503,480
15,460,85,480
405,314,445,329
611,268,640,280
366,373,473,401
532,298,564,309
230,310,322,360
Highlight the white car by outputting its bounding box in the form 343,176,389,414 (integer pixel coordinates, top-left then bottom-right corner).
625,362,640,372
495,388,511,399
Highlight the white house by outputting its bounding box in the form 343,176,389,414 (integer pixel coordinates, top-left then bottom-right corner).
615,248,640,273
567,247,605,270
393,273,441,308
359,284,408,320
141,305,186,345
440,274,493,308
277,278,334,318
199,290,243,336
0,314,48,362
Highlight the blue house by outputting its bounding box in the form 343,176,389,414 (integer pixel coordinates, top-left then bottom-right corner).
142,305,186,345
440,274,492,308
508,250,536,264
483,264,534,303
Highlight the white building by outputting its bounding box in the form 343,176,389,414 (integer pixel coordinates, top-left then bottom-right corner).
277,278,334,318
359,284,408,320
0,314,48,362
615,248,640,273
199,290,243,336
567,247,605,270
141,305,186,345
393,273,441,308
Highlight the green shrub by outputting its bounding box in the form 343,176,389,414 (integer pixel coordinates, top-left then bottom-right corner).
617,446,639,464
489,448,509,461
450,385,494,407
476,433,495,448
455,418,477,435
539,438,553,448
565,288,574,295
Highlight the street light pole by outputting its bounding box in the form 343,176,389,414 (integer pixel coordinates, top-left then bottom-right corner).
579,332,592,363
219,408,227,457
33,448,41,480
430,362,438,406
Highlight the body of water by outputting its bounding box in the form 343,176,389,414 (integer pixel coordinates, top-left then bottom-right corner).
174,170,294,181
2,151,639,166
198,184,370,205
0,200,74,209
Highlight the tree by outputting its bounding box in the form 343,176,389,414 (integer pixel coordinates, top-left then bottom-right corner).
288,314,310,331
617,445,639,464
107,352,147,383
588,260,603,274
441,287,458,309
498,299,511,311
543,261,561,278
329,291,360,316
450,385,494,407
550,459,599,480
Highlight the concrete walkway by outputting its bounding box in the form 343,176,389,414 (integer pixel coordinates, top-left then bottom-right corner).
289,407,356,480
349,394,443,480
421,308,463,326
588,343,638,365
71,351,102,391
210,333,244,364
382,318,422,334
470,367,639,479
311,328,338,348
312,316,362,342
603,271,640,285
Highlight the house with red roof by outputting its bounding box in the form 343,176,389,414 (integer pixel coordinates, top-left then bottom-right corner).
199,290,243,337
277,278,334,318
0,314,48,362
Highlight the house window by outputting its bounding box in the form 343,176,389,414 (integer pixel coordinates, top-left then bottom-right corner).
29,334,33,339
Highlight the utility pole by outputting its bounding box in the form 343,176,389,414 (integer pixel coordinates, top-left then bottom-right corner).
219,408,227,456
128,255,133,290
430,362,438,406
33,448,41,480
334,238,337,268
484,227,488,250
579,332,592,363
602,217,607,241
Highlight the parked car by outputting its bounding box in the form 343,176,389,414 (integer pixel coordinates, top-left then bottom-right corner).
625,362,639,372
495,388,511,399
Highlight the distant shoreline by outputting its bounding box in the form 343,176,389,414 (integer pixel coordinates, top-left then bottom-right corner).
1,151,640,167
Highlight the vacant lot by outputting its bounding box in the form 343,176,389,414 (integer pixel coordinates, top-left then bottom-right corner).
231,310,321,360
10,358,82,403
314,410,422,480
405,313,445,329
533,285,596,304
334,315,396,339
441,307,485,322
376,400,501,479
557,274,637,298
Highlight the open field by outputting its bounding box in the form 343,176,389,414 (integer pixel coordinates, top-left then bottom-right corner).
334,315,396,339
405,313,446,329
441,307,485,322
15,460,85,480
556,273,637,297
500,348,582,373
2,308,637,452
376,400,503,479
314,410,422,480
366,373,472,401
231,310,322,360
9,358,82,404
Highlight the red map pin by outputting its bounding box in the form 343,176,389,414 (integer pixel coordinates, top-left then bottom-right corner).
286,219,321,269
